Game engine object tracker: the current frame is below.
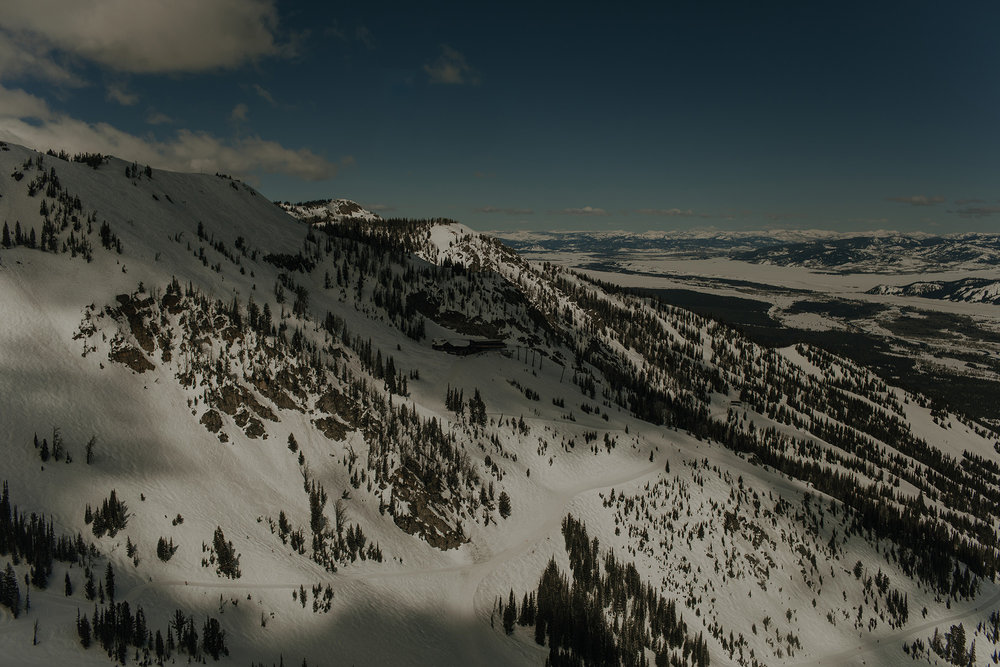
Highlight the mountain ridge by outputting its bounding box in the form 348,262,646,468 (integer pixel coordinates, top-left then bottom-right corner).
0,141,999,666
277,198,382,226
496,228,1000,274
868,278,1000,305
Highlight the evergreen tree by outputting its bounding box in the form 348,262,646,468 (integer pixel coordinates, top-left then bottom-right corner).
202,616,228,659
84,569,96,600
171,609,187,648
29,551,48,588
385,357,397,393
50,427,63,461
85,436,95,465
183,617,198,655
104,562,115,603
134,606,147,647
0,483,11,554
1,222,9,248
1,562,20,617
91,490,129,537
64,572,72,596
157,536,176,561
503,589,517,635
77,613,91,648
950,623,966,665
469,389,487,426
212,527,241,579
498,491,512,519
518,592,536,626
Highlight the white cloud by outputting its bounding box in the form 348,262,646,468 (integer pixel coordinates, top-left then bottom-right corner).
886,195,945,206
0,83,53,118
636,208,706,217
253,83,276,106
145,111,172,125
952,205,1000,219
325,21,375,49
355,26,375,50
0,84,336,181
553,205,608,216
424,45,479,85
230,102,249,122
0,30,78,83
477,206,534,215
106,82,137,105
764,212,804,222
0,0,287,74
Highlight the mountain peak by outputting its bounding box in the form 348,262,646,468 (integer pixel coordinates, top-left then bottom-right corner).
278,198,381,225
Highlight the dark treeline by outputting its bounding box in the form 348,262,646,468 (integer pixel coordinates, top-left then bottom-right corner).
79,597,228,664
0,481,89,590
501,514,709,666
84,489,130,538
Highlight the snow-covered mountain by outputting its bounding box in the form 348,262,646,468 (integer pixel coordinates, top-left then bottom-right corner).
732,234,1000,273
868,278,1000,305
497,229,1000,273
1,141,1000,666
278,198,382,226
494,229,875,257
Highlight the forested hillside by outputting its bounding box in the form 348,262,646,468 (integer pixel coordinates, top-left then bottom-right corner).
1,141,999,666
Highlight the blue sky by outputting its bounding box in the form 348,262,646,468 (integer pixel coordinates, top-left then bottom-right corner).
1,1,998,232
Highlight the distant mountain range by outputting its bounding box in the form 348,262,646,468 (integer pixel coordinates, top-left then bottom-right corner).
732,234,1000,273
868,277,1000,304
496,229,1000,273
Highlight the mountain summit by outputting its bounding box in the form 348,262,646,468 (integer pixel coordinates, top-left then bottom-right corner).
278,198,382,226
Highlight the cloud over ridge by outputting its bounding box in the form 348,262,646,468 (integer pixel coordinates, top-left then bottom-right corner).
0,84,337,180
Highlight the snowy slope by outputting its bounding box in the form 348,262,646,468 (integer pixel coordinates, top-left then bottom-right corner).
0,142,999,666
